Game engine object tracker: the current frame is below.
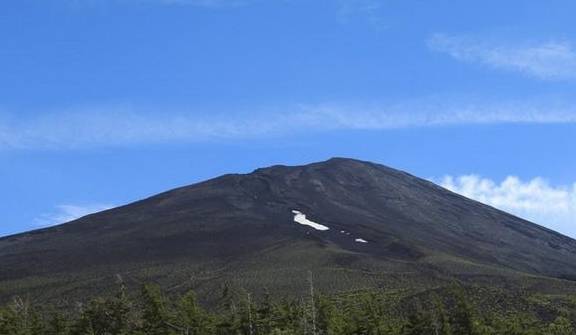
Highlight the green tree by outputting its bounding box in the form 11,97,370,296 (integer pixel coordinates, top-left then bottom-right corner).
402,302,435,335
547,316,574,335
0,305,20,335
430,294,452,335
71,284,134,335
139,284,172,335
45,312,70,335
173,290,213,335
317,295,346,335
450,287,477,335
0,297,44,335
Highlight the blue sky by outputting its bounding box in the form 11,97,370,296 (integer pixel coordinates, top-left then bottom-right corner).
1,0,575,237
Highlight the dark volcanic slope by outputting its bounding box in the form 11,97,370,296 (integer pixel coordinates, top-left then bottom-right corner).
2,158,576,301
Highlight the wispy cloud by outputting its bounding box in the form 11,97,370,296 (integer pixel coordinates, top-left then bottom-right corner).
428,33,576,80
70,0,387,18
337,0,386,28
438,175,576,237
149,0,252,7
2,97,576,150
65,0,257,8
34,204,115,228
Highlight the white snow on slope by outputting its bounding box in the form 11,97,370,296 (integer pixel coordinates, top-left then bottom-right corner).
291,210,330,231
355,238,368,243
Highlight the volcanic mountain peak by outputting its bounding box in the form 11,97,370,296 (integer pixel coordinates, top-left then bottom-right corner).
2,157,576,303
250,156,402,178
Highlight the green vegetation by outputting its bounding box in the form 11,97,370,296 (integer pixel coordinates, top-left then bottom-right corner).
1,281,575,335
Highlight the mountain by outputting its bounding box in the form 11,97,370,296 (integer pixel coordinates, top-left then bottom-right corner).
2,157,576,303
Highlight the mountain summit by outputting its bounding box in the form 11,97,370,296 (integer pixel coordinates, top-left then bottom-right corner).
2,158,576,302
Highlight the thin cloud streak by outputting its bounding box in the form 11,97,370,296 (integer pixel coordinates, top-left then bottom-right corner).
68,0,386,16
428,33,576,80
337,0,386,28
34,204,115,228
66,0,255,8
438,175,576,237
151,0,252,7
2,98,576,150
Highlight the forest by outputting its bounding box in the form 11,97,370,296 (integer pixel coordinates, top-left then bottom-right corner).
0,280,574,335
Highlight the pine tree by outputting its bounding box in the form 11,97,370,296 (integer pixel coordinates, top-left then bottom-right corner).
139,284,172,335
316,295,346,335
174,290,213,335
0,297,45,335
71,284,134,335
402,301,435,335
256,288,278,334
450,287,477,335
0,305,20,335
430,294,452,335
547,316,574,335
308,271,317,335
45,312,70,335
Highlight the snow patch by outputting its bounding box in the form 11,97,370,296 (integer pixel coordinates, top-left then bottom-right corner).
355,238,368,243
291,210,330,231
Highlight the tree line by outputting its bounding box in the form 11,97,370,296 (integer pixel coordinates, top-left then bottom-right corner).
0,281,574,335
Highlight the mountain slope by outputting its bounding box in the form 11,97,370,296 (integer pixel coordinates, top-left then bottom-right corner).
2,158,576,302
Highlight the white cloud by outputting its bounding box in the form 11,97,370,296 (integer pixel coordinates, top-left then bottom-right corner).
2,97,576,150
438,175,576,237
428,33,576,80
34,204,115,228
